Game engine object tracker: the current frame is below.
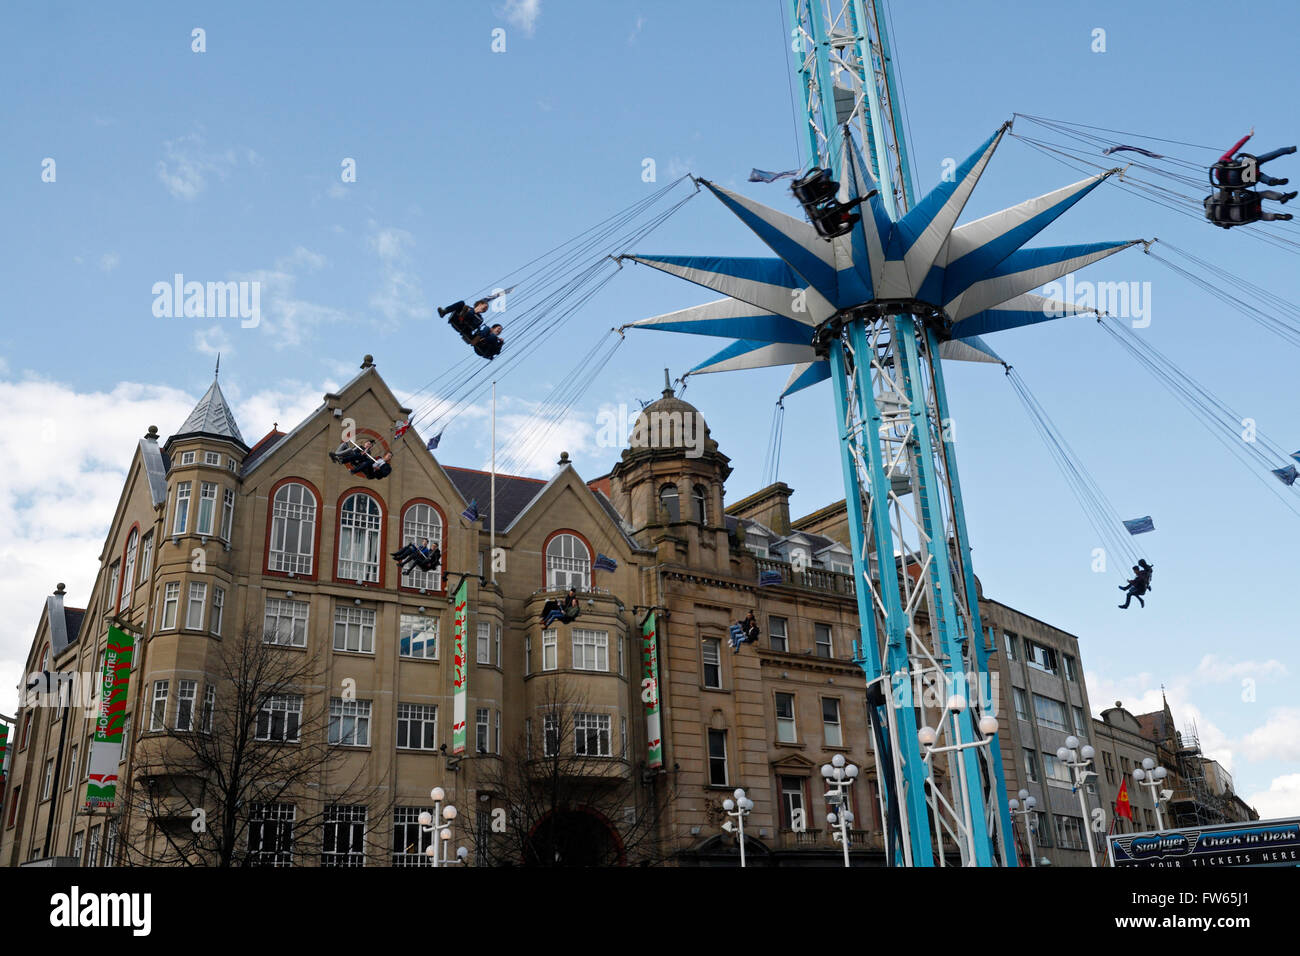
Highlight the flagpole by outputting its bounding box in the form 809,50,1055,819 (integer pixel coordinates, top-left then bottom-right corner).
491,380,496,585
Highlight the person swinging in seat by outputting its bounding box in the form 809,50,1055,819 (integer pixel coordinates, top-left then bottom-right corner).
729,611,761,650
392,538,441,575
330,438,394,480
1205,130,1297,227
439,298,505,359
541,587,581,626
1118,559,1154,610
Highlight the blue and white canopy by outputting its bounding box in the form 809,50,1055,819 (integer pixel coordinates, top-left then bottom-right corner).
626,124,1139,397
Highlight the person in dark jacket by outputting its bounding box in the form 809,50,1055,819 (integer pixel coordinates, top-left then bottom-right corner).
392,538,440,574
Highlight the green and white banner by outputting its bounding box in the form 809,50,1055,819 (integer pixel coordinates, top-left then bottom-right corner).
452,578,469,755
86,624,135,809
640,612,662,770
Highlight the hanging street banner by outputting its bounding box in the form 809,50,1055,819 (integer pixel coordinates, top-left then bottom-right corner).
85,624,135,809
640,612,662,770
1109,816,1300,868
451,578,469,755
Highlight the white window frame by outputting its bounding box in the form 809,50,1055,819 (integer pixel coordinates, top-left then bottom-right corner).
396,703,438,751
702,638,722,689
173,482,191,534
108,561,121,613
477,622,491,665
769,616,789,652
139,531,153,581
338,492,382,583
400,503,443,592
185,581,207,630
196,481,218,535
1013,687,1030,722
707,728,728,787
179,451,195,466
150,680,169,731
121,530,138,610
248,803,295,867
204,451,220,466
775,692,797,743
476,707,490,754
175,679,197,731
814,623,833,659
543,714,560,757
545,533,590,590
66,745,79,789
574,713,611,757
822,697,842,748
269,482,316,575
1032,693,1068,732
211,586,225,636
41,758,54,799
202,685,215,734
220,488,235,541
256,694,303,743
329,697,372,747
333,606,376,654
524,635,532,675
571,629,608,672
542,629,557,671
400,613,438,659
264,597,309,647
392,807,435,867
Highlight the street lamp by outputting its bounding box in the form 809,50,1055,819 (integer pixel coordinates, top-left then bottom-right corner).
916,693,1001,865
419,787,459,867
1132,757,1170,831
820,753,859,868
1007,789,1039,867
721,787,755,868
1056,736,1098,867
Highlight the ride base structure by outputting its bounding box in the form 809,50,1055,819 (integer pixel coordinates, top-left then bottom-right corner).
625,0,1142,865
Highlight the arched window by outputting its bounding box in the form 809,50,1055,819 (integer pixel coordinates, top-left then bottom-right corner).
659,484,680,523
269,482,317,575
401,503,443,591
338,493,382,583
546,533,590,590
692,484,708,526
121,528,139,610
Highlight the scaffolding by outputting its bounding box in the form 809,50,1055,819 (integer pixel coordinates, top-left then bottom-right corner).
1169,720,1227,828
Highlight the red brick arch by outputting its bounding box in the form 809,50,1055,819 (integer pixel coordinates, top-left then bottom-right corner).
541,528,595,590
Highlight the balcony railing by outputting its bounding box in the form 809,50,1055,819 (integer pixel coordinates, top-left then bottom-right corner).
754,558,856,596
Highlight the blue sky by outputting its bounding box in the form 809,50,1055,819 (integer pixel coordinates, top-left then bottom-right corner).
3,0,1299,816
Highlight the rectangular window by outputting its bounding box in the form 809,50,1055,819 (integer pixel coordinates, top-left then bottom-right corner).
574,713,611,757
204,451,220,466
220,489,235,541
526,718,533,758
329,698,372,747
227,457,237,472
322,806,367,866
87,825,101,865
542,629,557,671
151,680,169,731
775,692,797,743
139,532,153,580
66,745,79,789
707,729,728,787
769,616,788,652
524,636,532,675
1054,814,1084,850
186,582,207,630
543,714,560,757
108,562,121,612
256,695,302,742
496,626,502,669
173,482,191,534
814,623,833,659
477,622,491,665
1073,705,1087,734
180,451,195,465
822,698,842,748
1026,640,1059,675
1063,654,1079,682
333,606,376,654
1043,753,1072,786
496,711,500,754
42,758,54,799
1023,747,1039,783
161,582,179,629
1032,693,1068,731
120,716,132,760
196,482,217,535
702,638,722,689
1013,687,1030,722
617,634,624,676
6,787,20,828
264,597,308,646
248,803,295,867
780,776,806,831
399,613,438,659
175,680,197,731
1004,631,1019,660
476,707,490,754
202,686,214,734
621,717,628,759
572,629,608,671
21,713,31,749
210,586,224,636
392,807,435,866
73,831,85,864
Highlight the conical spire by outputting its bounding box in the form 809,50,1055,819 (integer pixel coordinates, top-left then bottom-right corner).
174,376,246,447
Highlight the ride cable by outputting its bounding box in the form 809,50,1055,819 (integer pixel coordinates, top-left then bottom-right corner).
762,399,786,487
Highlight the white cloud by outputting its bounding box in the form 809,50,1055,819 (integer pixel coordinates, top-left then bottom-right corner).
232,247,350,348
98,252,120,273
1084,670,1236,772
1238,707,1300,763
194,325,233,359
157,132,256,201
628,14,645,44
0,372,328,714
500,0,541,35
1246,774,1300,819
367,225,432,328
1192,654,1287,683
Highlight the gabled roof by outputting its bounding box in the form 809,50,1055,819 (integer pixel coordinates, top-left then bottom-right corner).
138,437,169,507
171,378,247,448
591,488,646,552
243,428,287,473
444,467,547,530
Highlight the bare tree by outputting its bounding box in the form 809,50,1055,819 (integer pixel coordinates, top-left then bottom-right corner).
468,679,673,867
118,613,392,867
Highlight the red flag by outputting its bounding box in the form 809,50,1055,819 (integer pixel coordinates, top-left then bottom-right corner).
394,421,410,438
1115,778,1133,820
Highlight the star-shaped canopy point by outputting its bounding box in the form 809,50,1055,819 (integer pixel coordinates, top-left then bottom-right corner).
626,123,1140,397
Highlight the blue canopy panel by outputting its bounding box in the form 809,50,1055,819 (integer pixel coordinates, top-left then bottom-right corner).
697,182,843,304
946,240,1141,323
781,361,831,398
1123,516,1155,535
937,336,1003,365
627,297,814,344
688,339,818,376
915,170,1119,307
878,126,1007,300
841,135,894,303
626,254,837,323
951,292,1095,339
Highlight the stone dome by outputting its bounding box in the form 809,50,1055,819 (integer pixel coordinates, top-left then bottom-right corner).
627,384,717,454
